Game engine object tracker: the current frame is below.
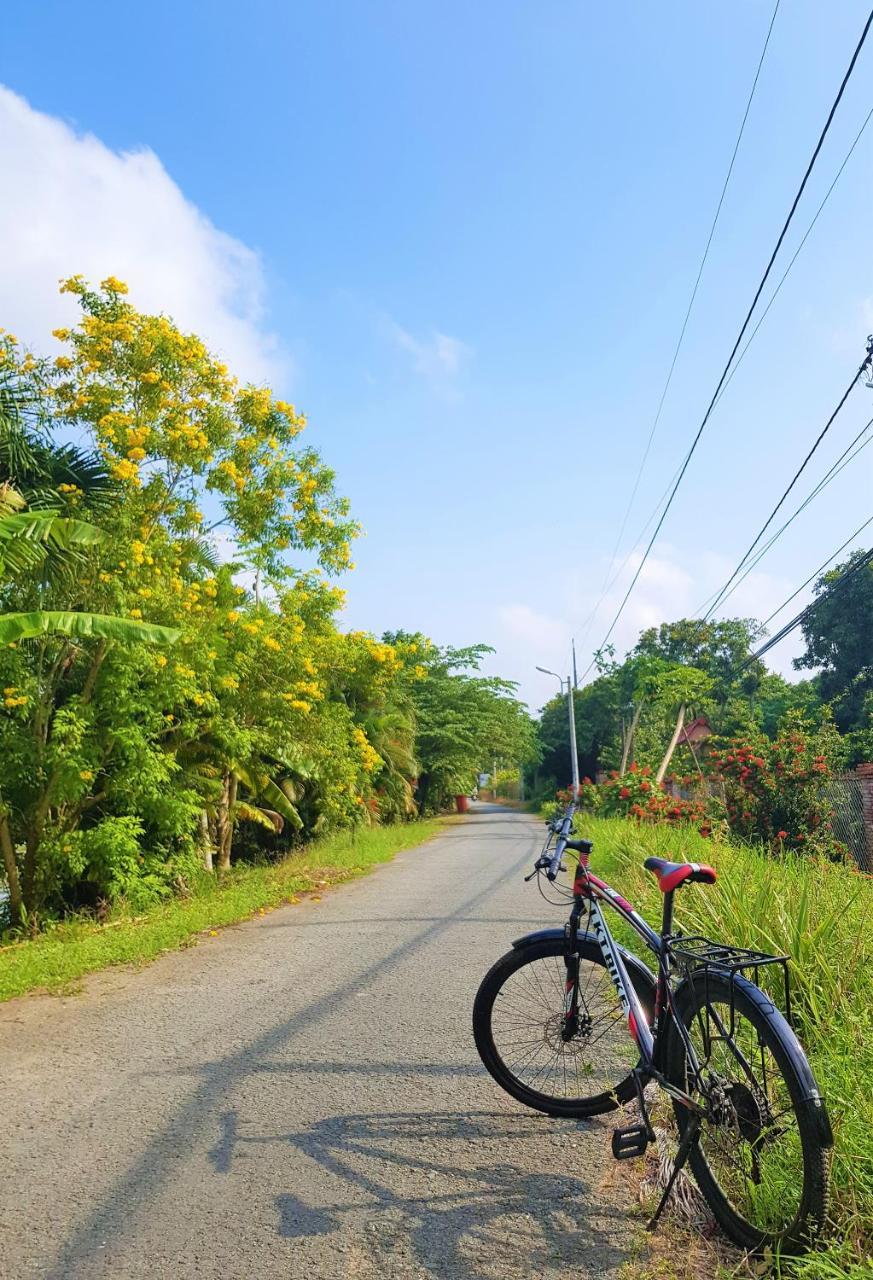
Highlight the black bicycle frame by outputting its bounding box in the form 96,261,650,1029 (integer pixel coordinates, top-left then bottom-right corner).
566,855,707,1111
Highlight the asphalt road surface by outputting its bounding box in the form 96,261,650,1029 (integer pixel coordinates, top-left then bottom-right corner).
0,804,638,1279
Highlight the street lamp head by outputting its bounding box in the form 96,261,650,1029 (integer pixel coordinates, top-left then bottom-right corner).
536,665,561,680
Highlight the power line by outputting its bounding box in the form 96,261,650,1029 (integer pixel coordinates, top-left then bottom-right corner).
592,0,782,617
697,410,873,616
737,539,873,673
757,512,873,635
588,97,873,652
704,340,873,618
580,7,873,683
708,103,873,419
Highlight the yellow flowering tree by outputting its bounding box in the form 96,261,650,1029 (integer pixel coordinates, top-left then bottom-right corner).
0,280,360,917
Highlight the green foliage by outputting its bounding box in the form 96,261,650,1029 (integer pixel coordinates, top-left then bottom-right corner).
0,289,530,931
390,634,538,812
796,550,873,733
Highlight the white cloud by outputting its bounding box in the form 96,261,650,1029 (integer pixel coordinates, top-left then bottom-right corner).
0,85,283,385
495,542,803,708
386,317,471,389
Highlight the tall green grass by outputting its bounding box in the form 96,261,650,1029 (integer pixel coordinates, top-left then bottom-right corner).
574,816,873,1278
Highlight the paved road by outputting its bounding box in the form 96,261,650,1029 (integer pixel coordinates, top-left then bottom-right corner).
0,804,637,1279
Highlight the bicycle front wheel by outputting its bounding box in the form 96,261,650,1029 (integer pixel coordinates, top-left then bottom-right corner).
473,935,654,1117
666,970,831,1254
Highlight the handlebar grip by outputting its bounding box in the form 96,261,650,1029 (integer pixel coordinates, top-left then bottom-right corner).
547,835,566,881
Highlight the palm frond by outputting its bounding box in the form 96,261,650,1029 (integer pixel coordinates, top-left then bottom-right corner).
0,510,105,579
234,802,284,834
0,611,180,646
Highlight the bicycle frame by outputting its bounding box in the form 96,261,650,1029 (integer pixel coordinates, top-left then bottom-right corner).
559,838,708,1113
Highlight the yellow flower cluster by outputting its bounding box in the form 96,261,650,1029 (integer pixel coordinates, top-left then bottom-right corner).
353,727,381,774
3,686,27,709
111,458,140,485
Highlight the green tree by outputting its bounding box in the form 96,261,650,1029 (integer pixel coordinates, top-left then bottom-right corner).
388,636,537,812
795,550,873,734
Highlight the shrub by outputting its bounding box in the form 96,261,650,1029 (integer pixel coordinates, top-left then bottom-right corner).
710,713,847,858
558,765,710,832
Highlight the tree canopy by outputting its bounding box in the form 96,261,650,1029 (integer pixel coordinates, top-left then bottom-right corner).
0,283,532,927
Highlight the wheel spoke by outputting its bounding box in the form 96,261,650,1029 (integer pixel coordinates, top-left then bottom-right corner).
486,947,640,1102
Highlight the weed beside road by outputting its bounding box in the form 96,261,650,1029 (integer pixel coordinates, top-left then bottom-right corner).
572,815,873,1280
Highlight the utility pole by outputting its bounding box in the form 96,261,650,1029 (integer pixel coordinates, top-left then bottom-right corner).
536,664,580,798
567,675,580,796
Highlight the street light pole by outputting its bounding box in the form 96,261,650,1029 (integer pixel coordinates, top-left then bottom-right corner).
537,665,580,798
567,675,580,797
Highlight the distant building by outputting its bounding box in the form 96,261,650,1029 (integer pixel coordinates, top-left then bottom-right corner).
676,715,712,749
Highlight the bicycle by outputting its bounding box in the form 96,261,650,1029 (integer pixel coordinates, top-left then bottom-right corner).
472,801,833,1254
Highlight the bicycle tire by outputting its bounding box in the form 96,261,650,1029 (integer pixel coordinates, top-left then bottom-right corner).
473,935,655,1117
665,970,830,1254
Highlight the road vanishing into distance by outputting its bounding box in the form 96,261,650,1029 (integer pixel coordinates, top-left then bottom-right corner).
1,805,637,1279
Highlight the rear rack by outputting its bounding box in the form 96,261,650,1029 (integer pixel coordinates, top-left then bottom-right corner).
668,934,792,1026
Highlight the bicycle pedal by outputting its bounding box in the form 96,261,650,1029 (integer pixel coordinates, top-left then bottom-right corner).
611,1123,651,1161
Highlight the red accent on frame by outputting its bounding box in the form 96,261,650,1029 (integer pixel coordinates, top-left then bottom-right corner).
587,873,635,914
627,1010,639,1044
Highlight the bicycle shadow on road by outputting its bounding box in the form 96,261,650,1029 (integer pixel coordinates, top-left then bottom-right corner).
209,1106,632,1278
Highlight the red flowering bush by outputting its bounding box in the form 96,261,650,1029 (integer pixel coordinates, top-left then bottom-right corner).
563,764,710,832
710,715,845,858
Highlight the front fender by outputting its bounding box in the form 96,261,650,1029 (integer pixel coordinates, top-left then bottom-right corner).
512,927,657,1011
512,927,566,949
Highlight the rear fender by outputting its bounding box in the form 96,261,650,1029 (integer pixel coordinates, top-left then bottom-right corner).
672,969,834,1149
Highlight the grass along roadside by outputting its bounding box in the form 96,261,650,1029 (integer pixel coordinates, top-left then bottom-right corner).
0,817,448,1003
563,815,873,1280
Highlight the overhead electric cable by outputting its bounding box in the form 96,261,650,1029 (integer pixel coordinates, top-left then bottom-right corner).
709,103,873,418
580,7,873,684
598,98,873,644
704,340,873,618
757,512,873,635
595,0,781,600
697,411,873,616
735,539,873,674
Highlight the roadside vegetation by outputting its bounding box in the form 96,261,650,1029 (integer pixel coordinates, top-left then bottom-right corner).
0,279,537,950
0,817,445,1002
563,814,873,1280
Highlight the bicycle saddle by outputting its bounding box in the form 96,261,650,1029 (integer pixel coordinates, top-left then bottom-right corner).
643,856,717,894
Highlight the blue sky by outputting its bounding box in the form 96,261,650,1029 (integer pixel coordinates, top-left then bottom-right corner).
2,1,873,708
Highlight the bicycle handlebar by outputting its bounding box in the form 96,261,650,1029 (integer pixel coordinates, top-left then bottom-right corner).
545,801,576,880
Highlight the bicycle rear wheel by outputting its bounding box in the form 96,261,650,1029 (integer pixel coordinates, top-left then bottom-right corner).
473,935,655,1117
665,970,831,1254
